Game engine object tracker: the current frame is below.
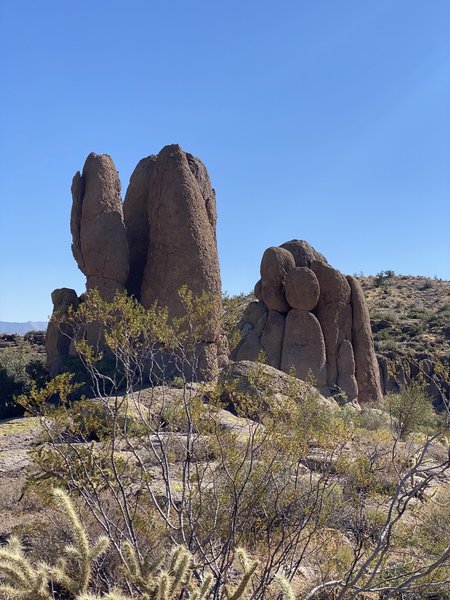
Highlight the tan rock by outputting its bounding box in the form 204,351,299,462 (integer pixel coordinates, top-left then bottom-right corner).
70,153,129,296
281,309,327,389
311,260,352,387
280,239,328,267
140,145,221,380
46,288,80,377
285,267,320,311
219,360,336,413
123,155,157,299
235,311,267,363
347,276,383,403
254,279,262,301
337,339,358,401
260,246,295,312
260,310,285,369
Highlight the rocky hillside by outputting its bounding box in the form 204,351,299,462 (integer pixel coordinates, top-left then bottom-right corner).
225,273,450,405
358,272,450,359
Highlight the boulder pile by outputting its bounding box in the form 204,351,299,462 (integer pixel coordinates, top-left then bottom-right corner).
47,145,223,381
233,240,382,403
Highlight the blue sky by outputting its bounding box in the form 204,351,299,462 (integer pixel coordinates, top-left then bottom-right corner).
0,0,449,321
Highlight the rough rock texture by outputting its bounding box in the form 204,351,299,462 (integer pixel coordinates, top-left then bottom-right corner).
233,302,268,363
123,155,157,299
233,241,382,403
337,340,358,401
285,267,320,311
280,240,327,268
71,153,129,301
138,145,222,379
219,361,337,414
260,310,285,369
46,288,79,377
260,247,295,312
50,145,223,382
347,276,383,403
280,309,327,388
311,261,352,387
140,146,220,328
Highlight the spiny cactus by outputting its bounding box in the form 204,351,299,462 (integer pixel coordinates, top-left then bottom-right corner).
0,489,262,600
49,488,110,595
0,536,52,600
224,547,258,600
274,574,296,600
0,488,109,600
120,542,213,599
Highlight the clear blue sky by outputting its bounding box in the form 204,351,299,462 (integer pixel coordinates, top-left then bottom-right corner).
1,0,449,321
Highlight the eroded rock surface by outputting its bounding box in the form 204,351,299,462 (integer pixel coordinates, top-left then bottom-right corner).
233,241,382,403
70,153,129,301
49,145,224,382
123,155,157,299
46,288,79,377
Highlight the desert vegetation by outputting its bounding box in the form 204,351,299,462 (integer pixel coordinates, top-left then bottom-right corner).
0,333,47,420
1,288,449,599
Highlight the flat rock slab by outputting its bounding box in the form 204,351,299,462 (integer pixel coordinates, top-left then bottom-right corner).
0,417,45,451
0,449,31,475
0,417,47,476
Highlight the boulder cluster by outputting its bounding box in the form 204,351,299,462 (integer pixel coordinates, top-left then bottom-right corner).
47,145,223,380
232,241,382,403
46,146,383,405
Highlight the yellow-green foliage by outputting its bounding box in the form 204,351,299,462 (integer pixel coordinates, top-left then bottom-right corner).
385,382,439,439
16,372,79,416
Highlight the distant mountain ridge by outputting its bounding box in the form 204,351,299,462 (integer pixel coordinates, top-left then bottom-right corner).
0,321,48,335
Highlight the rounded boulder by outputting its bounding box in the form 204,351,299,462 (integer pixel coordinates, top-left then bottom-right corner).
285,267,320,311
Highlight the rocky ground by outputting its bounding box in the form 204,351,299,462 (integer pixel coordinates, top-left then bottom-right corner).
358,273,450,358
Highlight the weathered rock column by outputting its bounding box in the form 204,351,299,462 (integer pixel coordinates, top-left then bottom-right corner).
46,288,80,377
140,145,223,380
71,153,129,301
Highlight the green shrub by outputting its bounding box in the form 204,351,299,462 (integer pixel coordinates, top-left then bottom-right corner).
0,340,47,420
385,382,439,439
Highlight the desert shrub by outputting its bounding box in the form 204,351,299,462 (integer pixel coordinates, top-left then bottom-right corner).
385,382,439,439
14,288,450,599
373,270,395,287
221,291,252,352
378,338,397,351
0,340,47,420
356,406,390,431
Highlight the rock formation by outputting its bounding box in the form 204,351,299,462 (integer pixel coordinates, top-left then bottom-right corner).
46,288,79,377
48,145,223,381
233,240,383,403
71,153,129,301
123,155,157,300
140,145,221,342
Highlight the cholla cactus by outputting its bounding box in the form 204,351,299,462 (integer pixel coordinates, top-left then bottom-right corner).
80,544,259,600
119,542,213,599
49,488,110,596
0,536,52,600
0,488,259,600
224,548,258,600
0,488,109,600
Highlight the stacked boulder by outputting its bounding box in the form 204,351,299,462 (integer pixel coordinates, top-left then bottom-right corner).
233,240,382,404
47,145,223,381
